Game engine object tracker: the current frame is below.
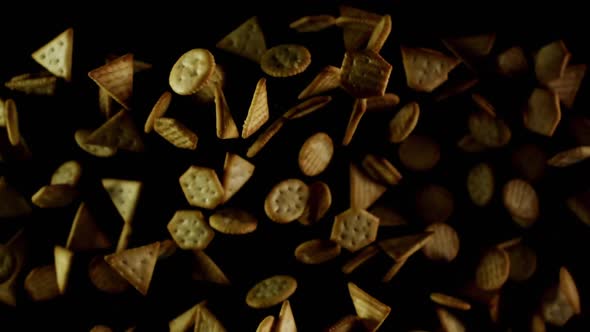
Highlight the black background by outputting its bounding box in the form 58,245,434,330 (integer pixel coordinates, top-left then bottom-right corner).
1,0,590,331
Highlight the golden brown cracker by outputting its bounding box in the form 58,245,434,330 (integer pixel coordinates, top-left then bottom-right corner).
260,44,311,77
246,275,297,309
298,132,334,176
179,166,225,210
264,179,309,223
167,210,215,250
294,239,341,264
330,208,379,252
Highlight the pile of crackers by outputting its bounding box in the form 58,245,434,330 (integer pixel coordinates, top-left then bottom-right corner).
0,4,588,332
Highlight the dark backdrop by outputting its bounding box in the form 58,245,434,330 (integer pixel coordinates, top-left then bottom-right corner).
1,1,589,331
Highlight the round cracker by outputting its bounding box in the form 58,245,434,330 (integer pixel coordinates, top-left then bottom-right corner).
144,91,172,133
416,185,454,225
246,275,297,309
169,49,216,95
422,222,460,262
398,135,441,171
4,98,20,146
389,101,420,143
466,162,494,207
0,244,16,283
88,256,129,294
298,181,332,226
468,111,511,148
209,207,258,235
298,132,334,176
264,179,310,223
541,286,575,327
475,247,510,291
75,129,117,157
506,243,537,282
50,160,82,186
260,44,311,77
502,179,539,228
294,239,341,264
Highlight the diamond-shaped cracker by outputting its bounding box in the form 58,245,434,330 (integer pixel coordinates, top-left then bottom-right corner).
216,16,267,63
31,184,78,208
242,78,269,138
5,74,57,95
194,303,227,332
535,40,571,85
378,232,433,261
85,110,144,152
298,66,341,100
54,245,73,294
331,208,379,252
167,210,214,250
221,153,255,203
338,6,381,51
102,178,142,224
214,85,239,139
348,282,391,331
24,264,60,301
192,250,229,284
547,64,587,108
274,300,297,332
104,241,160,295
154,117,198,150
343,99,367,146
340,50,392,98
350,163,386,210
524,87,561,137
169,301,204,332
31,28,73,81
179,166,224,209
0,177,32,218
88,53,133,109
401,46,460,92
66,202,111,251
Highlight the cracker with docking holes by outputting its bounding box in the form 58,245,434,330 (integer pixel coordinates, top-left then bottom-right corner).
468,111,511,147
401,46,460,92
221,152,255,203
31,28,73,81
167,210,215,250
330,208,379,252
246,275,297,309
216,16,267,63
179,166,225,210
264,178,310,223
260,44,311,77
168,49,215,96
340,50,392,98
102,178,142,224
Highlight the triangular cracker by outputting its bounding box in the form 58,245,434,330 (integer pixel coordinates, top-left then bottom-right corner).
348,282,391,331
169,301,205,332
222,152,255,203
66,202,111,251
102,178,142,224
298,66,341,100
85,110,144,152
275,300,297,332
401,46,460,92
242,78,269,138
31,184,78,208
104,242,160,295
342,98,368,146
349,163,386,210
194,303,227,332
442,33,496,62
214,85,239,139
378,232,434,261
88,54,133,109
31,28,73,81
0,177,32,218
54,245,73,294
338,6,381,51
216,16,267,63
192,250,230,285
